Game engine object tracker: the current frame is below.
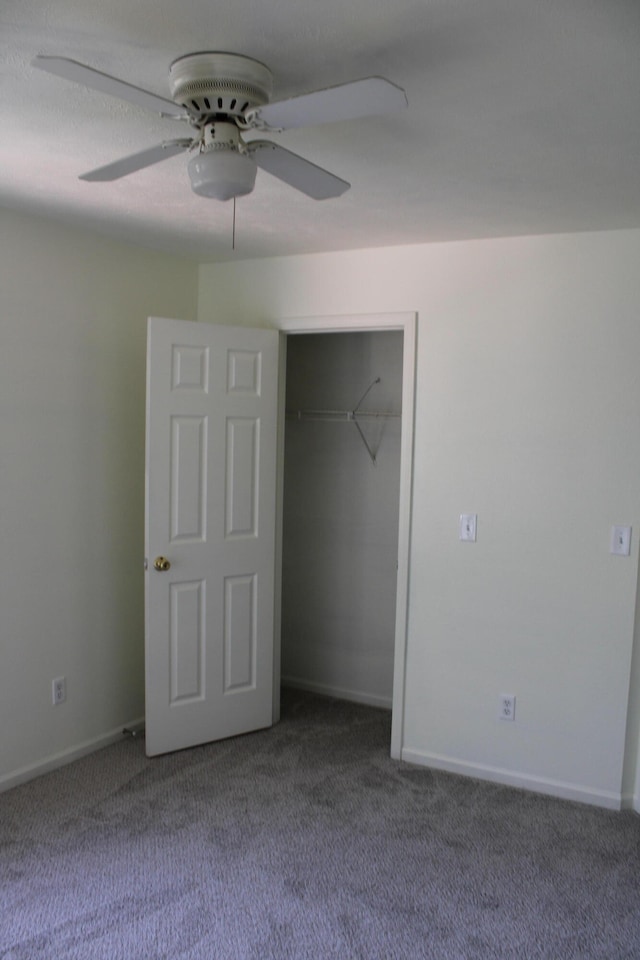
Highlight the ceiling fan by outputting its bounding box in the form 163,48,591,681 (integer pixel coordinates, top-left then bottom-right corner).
32,51,408,201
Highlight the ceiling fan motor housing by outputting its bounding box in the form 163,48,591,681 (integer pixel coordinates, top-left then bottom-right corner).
169,52,273,121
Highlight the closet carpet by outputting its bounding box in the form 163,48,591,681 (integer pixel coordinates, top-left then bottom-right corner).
1,689,639,959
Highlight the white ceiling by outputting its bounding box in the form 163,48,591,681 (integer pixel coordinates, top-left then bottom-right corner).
2,0,640,262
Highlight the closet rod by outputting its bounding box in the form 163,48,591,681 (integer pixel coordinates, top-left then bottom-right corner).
285,409,400,421
285,377,400,466
286,376,400,421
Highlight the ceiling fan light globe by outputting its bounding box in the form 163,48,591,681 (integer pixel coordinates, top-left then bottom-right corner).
188,149,257,201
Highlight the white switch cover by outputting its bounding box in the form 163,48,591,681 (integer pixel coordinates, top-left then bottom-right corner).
610,525,631,556
459,514,477,542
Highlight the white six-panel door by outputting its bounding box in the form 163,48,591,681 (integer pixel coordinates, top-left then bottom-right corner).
145,317,279,756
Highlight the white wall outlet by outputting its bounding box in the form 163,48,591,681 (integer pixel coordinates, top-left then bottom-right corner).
499,694,516,721
610,525,631,557
459,513,477,542
52,676,67,705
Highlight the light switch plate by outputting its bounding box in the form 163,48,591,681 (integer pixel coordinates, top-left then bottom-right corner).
610,525,631,556
459,513,477,542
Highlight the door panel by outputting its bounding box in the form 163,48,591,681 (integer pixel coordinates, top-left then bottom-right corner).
145,317,279,756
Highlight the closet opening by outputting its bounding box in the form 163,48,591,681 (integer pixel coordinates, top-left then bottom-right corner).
278,327,407,746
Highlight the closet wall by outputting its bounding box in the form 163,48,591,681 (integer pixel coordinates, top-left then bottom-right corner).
281,331,403,708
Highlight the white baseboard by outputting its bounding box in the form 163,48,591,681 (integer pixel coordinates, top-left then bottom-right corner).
0,716,145,794
401,747,623,811
281,675,392,711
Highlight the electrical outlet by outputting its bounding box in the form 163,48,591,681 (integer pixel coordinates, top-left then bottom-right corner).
499,694,515,721
52,676,66,706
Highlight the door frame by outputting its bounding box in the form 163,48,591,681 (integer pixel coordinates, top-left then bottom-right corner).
273,312,417,760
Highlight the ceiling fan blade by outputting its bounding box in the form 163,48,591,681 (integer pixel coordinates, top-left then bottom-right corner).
249,141,350,199
250,76,407,131
79,140,192,182
32,56,188,119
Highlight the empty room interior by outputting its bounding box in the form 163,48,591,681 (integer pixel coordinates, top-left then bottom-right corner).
2,0,640,956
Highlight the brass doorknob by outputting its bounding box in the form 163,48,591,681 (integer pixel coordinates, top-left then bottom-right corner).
153,556,171,572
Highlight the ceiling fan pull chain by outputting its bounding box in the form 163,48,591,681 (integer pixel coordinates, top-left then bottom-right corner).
232,196,236,251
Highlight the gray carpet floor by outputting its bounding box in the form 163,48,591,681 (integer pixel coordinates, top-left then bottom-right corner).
1,689,639,959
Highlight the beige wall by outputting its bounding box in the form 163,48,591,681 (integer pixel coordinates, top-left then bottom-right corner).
198,229,640,809
0,209,198,787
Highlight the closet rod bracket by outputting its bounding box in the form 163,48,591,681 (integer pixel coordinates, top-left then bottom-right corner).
352,377,382,465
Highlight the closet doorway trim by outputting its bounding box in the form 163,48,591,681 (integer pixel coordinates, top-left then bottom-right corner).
274,312,417,761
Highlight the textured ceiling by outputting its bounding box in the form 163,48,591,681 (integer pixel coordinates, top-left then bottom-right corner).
2,0,639,261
